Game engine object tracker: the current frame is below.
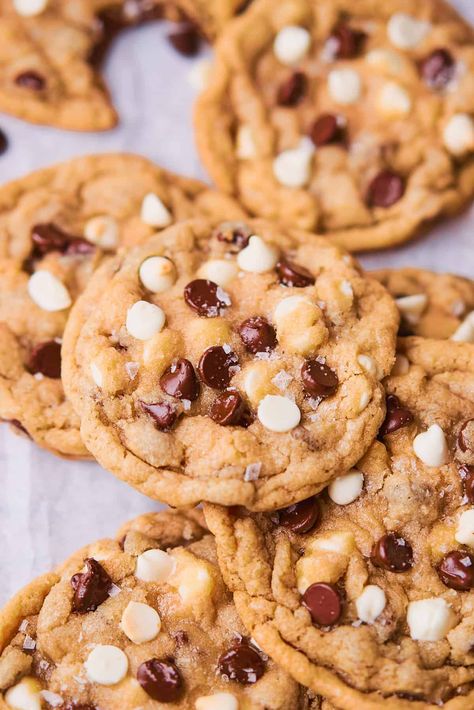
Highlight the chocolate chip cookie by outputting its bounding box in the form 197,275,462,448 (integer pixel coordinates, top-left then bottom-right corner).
373,267,474,340
0,509,315,709
0,153,244,458
195,0,474,251
205,335,474,709
63,217,398,509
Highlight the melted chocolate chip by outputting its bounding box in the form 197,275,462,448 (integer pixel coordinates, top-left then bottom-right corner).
273,497,321,534
141,401,178,430
160,359,199,401
329,24,365,59
310,114,344,148
31,223,71,255
302,583,342,626
137,659,183,702
277,71,307,106
198,346,239,389
218,640,266,684
238,316,277,354
460,464,474,503
215,221,252,251
168,22,201,56
371,533,413,573
15,70,45,91
301,360,339,399
438,550,474,591
276,258,315,288
366,171,405,208
379,394,413,436
0,128,8,156
458,419,474,453
27,341,62,379
70,558,112,613
420,48,455,90
64,704,97,710
210,391,249,426
184,279,229,317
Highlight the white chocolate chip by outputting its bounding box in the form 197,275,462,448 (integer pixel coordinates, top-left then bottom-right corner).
195,693,239,710
356,585,386,624
188,59,212,91
237,235,279,273
126,300,165,340
358,387,371,413
273,295,311,322
140,193,172,228
168,553,214,607
328,470,364,505
236,124,256,159
139,256,176,293
257,394,301,432
395,294,428,325
365,48,404,75
273,137,314,188
451,312,474,343
135,548,176,582
358,355,377,377
27,270,71,312
413,424,449,467
84,645,128,685
273,26,311,65
455,509,474,548
387,13,430,50
90,362,104,388
120,601,161,644
377,82,411,118
443,114,474,156
13,0,48,16
4,677,42,710
84,215,118,250
391,353,410,375
39,691,63,708
328,68,362,105
407,598,456,641
197,259,239,287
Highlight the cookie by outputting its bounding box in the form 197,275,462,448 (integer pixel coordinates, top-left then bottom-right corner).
195,0,474,251
205,336,474,709
63,217,398,509
0,153,244,458
373,267,474,340
0,509,315,709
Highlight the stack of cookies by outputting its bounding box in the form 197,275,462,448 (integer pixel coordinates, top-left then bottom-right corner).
0,0,474,708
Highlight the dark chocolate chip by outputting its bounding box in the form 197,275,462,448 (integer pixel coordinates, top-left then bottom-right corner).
420,48,455,90
310,114,344,147
0,128,8,156
137,659,183,702
198,346,239,390
302,583,342,626
328,24,365,59
31,223,71,255
160,359,199,401
70,558,112,613
371,533,413,573
366,171,405,208
140,401,178,430
273,496,321,534
238,316,277,354
458,419,474,453
218,640,266,684
276,258,314,288
215,222,252,251
301,360,338,399
460,464,474,503
15,70,45,91
438,550,474,591
64,705,97,710
379,394,414,436
277,71,307,106
168,22,201,57
27,340,62,379
184,279,230,317
209,391,249,426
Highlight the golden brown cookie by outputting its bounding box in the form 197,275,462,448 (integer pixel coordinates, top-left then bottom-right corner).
205,336,474,709
0,509,313,709
63,217,398,509
0,153,243,458
195,0,474,251
373,267,474,340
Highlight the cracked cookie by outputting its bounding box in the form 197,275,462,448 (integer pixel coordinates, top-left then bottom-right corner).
205,336,474,709
195,0,474,251
0,153,243,458
63,217,398,509
0,509,314,709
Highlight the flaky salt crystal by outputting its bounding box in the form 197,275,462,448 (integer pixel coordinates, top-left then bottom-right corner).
125,361,139,380
244,462,262,482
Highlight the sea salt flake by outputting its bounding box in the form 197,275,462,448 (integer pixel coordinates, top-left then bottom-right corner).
451,300,465,317
23,635,36,651
40,690,63,707
125,361,139,380
244,462,262,482
34,372,44,381
352,619,363,627
182,399,191,411
315,355,326,364
216,286,231,306
272,370,293,391
222,343,232,354
73,675,87,686
308,397,321,410
108,583,121,598
18,620,29,632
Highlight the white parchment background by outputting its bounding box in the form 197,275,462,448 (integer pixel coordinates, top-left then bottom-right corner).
0,1,473,605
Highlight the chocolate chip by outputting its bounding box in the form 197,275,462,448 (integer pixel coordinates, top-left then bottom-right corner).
31,223,71,255
276,258,315,288
379,394,413,436
0,128,8,156
460,465,474,503
70,558,112,613
168,22,201,57
27,341,61,379
218,640,266,684
329,24,365,59
238,316,277,354
301,360,339,399
458,419,474,453
277,71,307,106
141,401,178,430
438,550,474,591
366,171,405,208
64,705,97,710
137,659,183,702
198,346,239,389
184,279,230,317
371,533,413,573
310,114,344,148
420,48,455,90
302,583,342,626
160,359,199,401
210,391,249,426
215,222,251,251
273,497,321,534
15,70,45,91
